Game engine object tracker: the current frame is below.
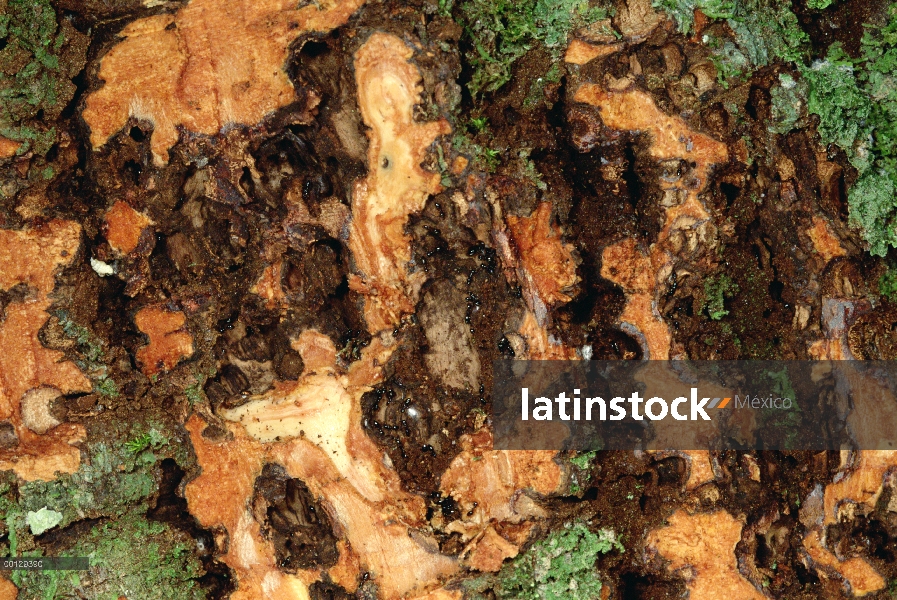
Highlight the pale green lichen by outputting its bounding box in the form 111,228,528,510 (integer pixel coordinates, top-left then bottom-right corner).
1,422,201,599
801,58,870,159
568,450,596,471
707,39,750,88
54,311,121,399
517,148,548,191
760,367,801,448
568,450,597,494
726,0,808,66
847,171,897,256
654,0,736,35
94,376,120,398
16,424,173,531
25,506,62,536
769,72,807,135
494,523,622,600
879,263,897,300
655,0,808,98
184,383,205,405
800,5,897,255
656,0,808,67
523,62,562,109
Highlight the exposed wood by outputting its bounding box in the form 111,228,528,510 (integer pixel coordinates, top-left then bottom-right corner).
0,220,89,481
347,33,451,334
134,306,194,376
82,0,367,164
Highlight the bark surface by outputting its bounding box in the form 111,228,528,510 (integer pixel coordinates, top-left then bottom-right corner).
1,0,897,598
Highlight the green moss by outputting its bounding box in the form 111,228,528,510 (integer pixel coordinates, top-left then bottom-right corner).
0,0,87,154
807,0,835,8
13,513,205,600
880,264,897,300
125,427,168,454
568,450,596,471
453,132,503,171
456,0,608,97
493,523,622,600
703,274,739,320
468,116,489,133
15,425,172,531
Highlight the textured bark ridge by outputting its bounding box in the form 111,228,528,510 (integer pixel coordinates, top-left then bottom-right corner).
0,220,89,480
347,33,452,334
82,0,367,164
647,510,766,600
104,200,153,255
573,84,728,361
135,306,194,376
186,334,458,599
183,34,462,599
